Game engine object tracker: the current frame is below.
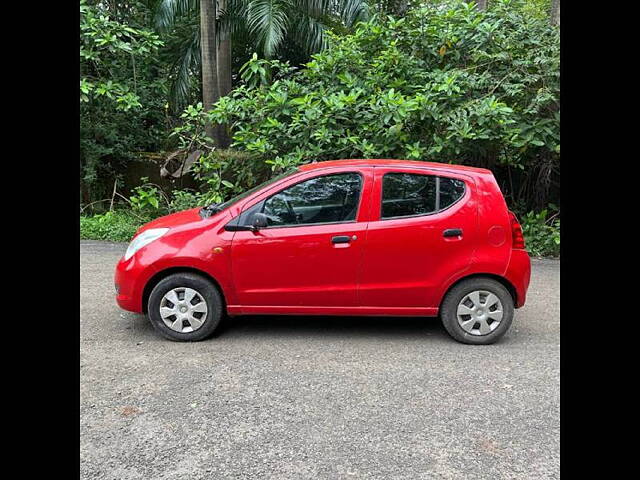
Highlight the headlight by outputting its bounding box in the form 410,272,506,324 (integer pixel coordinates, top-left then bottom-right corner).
124,228,169,261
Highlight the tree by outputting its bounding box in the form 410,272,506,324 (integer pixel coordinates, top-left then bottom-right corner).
80,0,166,203
550,0,559,26
218,0,232,98
80,0,163,110
155,0,369,110
199,0,223,143
217,0,233,146
204,0,560,211
475,0,487,10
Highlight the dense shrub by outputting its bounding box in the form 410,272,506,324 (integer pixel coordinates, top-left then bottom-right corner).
169,189,206,211
521,208,560,257
202,0,559,212
170,105,274,203
80,0,168,203
79,0,560,256
80,210,155,242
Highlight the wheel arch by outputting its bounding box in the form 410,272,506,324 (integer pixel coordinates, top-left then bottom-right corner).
440,273,517,309
142,267,227,314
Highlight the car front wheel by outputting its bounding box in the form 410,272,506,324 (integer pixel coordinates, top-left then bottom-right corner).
147,273,223,341
440,278,514,345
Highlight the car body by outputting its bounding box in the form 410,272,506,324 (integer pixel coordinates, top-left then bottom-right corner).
115,159,531,344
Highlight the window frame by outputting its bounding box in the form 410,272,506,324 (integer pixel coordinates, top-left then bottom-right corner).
379,172,467,221
242,171,365,229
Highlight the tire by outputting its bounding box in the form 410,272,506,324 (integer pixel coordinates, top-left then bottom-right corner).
147,273,223,342
440,277,514,345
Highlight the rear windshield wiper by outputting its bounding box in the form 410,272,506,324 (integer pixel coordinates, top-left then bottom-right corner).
199,203,223,218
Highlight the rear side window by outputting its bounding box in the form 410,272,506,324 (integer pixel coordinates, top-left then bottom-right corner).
381,173,466,219
439,177,466,210
382,173,437,218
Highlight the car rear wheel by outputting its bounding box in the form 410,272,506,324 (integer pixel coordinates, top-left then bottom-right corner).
440,278,514,345
147,273,223,341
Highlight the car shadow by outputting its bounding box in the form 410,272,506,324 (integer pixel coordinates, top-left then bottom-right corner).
213,314,448,340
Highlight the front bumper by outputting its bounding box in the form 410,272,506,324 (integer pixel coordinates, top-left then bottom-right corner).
114,254,157,313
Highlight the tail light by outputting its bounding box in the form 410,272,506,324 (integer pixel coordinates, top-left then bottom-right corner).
508,210,526,249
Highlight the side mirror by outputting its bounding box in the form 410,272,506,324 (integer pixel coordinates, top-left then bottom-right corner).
251,212,269,231
224,212,269,232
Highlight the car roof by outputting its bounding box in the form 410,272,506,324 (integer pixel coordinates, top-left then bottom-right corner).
298,159,492,175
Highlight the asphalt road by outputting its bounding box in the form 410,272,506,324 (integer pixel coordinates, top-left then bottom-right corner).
80,241,560,479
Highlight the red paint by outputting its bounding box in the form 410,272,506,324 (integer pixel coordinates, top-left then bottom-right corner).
359,166,477,308
115,159,531,316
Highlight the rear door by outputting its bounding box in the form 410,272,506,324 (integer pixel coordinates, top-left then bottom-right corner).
359,167,477,308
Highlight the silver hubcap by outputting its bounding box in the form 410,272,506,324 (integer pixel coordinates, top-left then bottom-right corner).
159,287,208,333
456,290,504,336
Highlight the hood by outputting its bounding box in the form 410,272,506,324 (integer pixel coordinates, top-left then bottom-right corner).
135,208,206,235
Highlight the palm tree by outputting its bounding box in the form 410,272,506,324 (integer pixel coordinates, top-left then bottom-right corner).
550,0,559,26
155,0,369,111
218,0,232,98
199,0,222,143
475,0,487,10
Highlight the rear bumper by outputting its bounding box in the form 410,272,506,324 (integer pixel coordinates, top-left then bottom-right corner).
504,249,531,308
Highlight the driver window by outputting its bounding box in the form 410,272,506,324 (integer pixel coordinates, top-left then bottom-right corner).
260,173,362,227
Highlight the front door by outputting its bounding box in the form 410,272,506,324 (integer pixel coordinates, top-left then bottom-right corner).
230,169,372,310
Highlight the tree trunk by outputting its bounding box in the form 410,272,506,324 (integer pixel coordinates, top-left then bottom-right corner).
200,0,221,144
394,0,410,16
217,0,232,147
475,0,488,10
217,0,232,98
550,0,560,26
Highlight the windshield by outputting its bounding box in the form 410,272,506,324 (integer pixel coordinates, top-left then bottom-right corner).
215,167,298,211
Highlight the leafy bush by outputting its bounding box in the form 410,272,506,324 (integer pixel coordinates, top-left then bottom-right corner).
200,0,558,211
170,105,272,202
80,210,154,242
129,178,169,211
80,0,168,203
521,208,560,257
169,189,206,212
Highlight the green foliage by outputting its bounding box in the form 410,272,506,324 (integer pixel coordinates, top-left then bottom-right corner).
154,0,370,109
239,53,295,88
521,208,560,257
80,0,170,204
79,0,561,257
170,189,206,212
80,210,155,242
205,0,559,210
129,178,166,211
80,0,163,110
517,0,551,20
170,103,272,202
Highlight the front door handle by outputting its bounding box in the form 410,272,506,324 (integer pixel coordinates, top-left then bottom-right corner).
443,228,463,237
332,235,351,244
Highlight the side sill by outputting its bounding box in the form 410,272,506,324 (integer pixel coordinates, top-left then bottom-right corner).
227,306,439,317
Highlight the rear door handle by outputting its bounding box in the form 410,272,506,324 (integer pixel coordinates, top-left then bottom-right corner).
332,235,351,244
443,228,463,237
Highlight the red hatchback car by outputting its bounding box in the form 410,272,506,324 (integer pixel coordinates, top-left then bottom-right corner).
115,159,530,344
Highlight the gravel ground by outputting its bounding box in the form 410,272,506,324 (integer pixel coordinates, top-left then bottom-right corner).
80,241,559,479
